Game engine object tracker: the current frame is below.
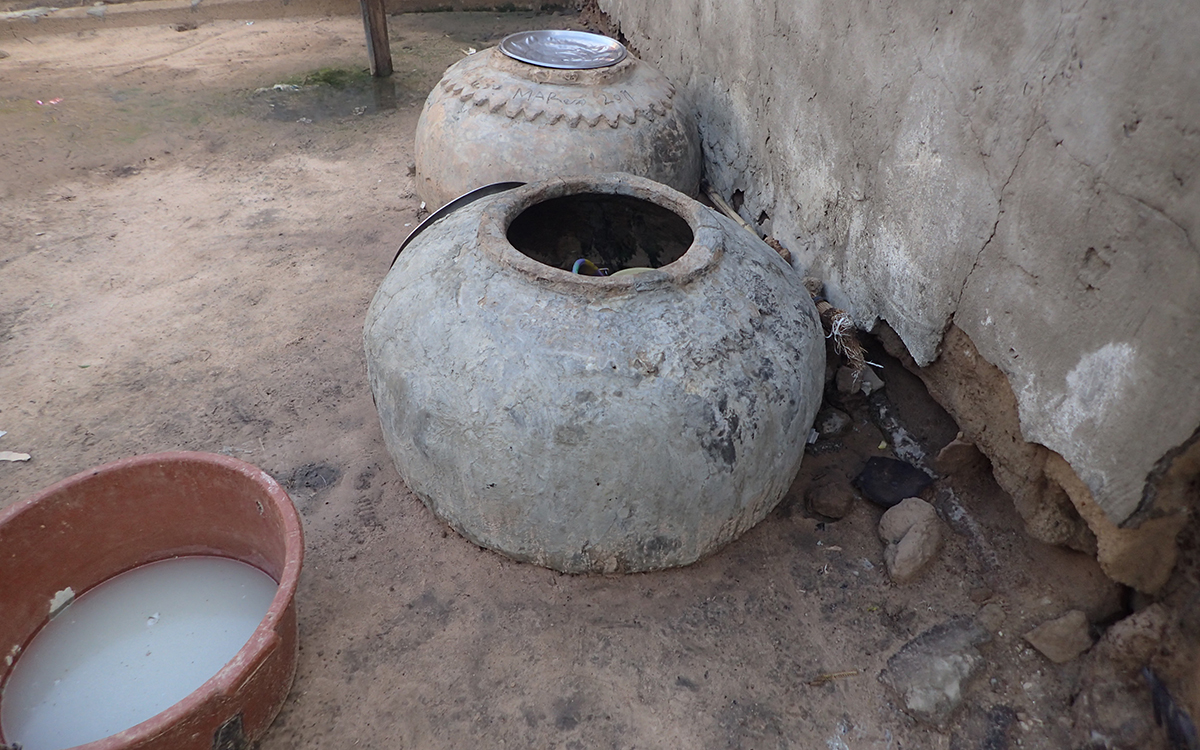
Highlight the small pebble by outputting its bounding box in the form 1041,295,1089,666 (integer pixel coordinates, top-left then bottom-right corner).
1023,610,1094,663
806,478,855,520
978,601,1007,633
815,407,853,438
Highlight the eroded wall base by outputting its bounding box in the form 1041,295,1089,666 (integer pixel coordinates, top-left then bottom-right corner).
878,323,1189,595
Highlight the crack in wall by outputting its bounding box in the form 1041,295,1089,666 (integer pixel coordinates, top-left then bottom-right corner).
1099,180,1195,251
952,120,1046,313
919,66,1015,217
1041,117,1195,250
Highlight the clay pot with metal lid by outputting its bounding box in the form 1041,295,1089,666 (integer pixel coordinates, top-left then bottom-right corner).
414,32,701,210
364,174,825,574
0,452,303,750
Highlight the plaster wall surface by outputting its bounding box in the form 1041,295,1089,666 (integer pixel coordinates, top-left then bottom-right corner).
597,0,1200,527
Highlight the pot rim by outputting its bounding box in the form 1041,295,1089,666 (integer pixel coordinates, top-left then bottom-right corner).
476,173,723,294
0,451,304,750
484,45,638,86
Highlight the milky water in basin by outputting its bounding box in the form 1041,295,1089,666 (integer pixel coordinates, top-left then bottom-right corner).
1,556,277,750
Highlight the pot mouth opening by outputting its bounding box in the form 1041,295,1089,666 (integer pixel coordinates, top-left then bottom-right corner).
506,193,695,278
478,175,722,290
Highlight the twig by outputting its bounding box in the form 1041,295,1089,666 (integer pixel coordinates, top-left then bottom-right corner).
704,186,792,263
703,186,758,238
806,672,864,686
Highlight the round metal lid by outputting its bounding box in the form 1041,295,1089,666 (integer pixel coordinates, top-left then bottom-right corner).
498,30,628,70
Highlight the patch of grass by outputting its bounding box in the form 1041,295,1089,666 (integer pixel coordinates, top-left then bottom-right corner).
285,67,373,89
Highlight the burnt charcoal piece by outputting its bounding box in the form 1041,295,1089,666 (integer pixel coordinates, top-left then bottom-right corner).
853,456,934,508
1144,667,1200,750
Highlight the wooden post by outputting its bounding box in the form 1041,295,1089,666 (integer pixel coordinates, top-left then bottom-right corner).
359,0,392,78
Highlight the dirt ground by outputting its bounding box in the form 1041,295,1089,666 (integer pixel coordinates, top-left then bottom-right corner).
0,4,1178,749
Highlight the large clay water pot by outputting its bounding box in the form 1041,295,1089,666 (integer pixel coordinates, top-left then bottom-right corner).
414,32,700,210
365,174,824,573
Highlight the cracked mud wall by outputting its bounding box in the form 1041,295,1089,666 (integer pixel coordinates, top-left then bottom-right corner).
596,0,1199,551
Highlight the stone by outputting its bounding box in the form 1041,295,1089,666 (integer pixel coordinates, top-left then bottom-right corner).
853,456,934,508
858,367,885,396
365,174,826,573
977,601,1007,634
879,617,990,728
834,365,859,395
814,407,852,438
878,497,943,584
967,585,994,604
1070,676,1159,750
1023,610,1094,664
1069,602,1198,749
837,365,885,396
878,497,938,543
805,479,854,520
1072,655,1161,749
1143,668,1200,750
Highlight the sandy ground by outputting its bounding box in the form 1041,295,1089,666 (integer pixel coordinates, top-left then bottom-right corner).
0,6,1161,749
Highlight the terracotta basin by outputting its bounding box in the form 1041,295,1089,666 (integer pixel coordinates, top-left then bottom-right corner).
0,452,303,750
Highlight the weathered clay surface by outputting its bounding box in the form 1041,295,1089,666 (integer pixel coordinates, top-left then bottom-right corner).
933,435,989,477
1043,451,1188,594
596,0,1200,539
414,47,700,209
364,175,825,573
